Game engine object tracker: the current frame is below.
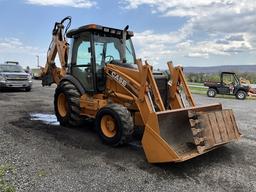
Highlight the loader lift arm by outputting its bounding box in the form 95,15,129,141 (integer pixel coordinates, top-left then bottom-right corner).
104,60,241,163
41,16,71,86
167,61,195,109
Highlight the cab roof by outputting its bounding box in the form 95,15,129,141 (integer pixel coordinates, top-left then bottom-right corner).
66,24,134,38
4,61,19,65
0,63,20,66
221,71,236,75
1,63,19,66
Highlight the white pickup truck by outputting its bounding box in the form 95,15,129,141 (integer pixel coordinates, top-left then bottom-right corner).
0,62,32,91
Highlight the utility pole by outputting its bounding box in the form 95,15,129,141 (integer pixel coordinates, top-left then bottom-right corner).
36,55,39,68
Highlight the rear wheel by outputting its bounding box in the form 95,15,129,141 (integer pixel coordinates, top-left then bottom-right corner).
54,81,82,126
236,90,246,100
207,88,217,97
96,104,134,146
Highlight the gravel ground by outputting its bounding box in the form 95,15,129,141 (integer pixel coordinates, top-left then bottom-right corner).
0,80,256,192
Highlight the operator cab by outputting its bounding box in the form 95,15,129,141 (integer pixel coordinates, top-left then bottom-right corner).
220,72,240,94
66,24,137,93
221,72,239,86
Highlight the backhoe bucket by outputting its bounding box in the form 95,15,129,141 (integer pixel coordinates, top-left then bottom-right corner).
142,104,241,163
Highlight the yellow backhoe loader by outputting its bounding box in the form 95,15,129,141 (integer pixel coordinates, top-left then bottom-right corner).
41,17,241,163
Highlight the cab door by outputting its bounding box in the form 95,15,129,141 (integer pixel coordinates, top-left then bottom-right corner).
220,73,234,94
93,41,106,92
71,32,95,92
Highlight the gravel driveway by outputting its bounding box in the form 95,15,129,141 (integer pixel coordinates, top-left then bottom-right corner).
0,80,255,192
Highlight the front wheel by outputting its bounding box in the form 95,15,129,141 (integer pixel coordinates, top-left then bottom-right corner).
25,87,31,92
54,81,82,127
207,88,217,97
236,90,246,100
96,104,134,146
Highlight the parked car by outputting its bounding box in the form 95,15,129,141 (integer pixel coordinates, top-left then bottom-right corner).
31,68,42,80
204,72,249,100
0,63,32,91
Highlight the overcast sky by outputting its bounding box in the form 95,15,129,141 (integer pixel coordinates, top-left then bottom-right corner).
0,0,255,69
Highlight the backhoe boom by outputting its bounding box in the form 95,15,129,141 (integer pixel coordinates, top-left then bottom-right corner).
41,17,71,86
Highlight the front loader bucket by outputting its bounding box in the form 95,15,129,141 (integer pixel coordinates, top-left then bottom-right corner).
141,104,241,163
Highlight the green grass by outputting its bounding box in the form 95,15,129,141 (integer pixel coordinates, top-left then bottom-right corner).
189,86,207,94
0,164,16,192
188,83,207,95
188,82,204,86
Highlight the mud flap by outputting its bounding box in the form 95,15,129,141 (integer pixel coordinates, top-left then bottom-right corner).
189,109,241,153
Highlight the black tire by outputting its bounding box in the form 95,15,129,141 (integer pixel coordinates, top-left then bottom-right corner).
207,88,217,97
25,87,31,92
236,90,246,100
54,81,82,127
96,104,134,146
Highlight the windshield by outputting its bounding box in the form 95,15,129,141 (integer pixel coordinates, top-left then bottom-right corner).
0,65,24,73
93,34,136,65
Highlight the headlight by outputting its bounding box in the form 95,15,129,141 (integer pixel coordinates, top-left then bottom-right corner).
27,75,32,81
0,75,6,82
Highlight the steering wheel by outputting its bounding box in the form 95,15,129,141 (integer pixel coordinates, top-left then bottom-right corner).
105,55,114,63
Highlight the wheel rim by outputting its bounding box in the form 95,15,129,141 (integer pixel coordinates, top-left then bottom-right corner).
58,93,68,117
238,92,244,99
101,115,117,138
209,90,214,96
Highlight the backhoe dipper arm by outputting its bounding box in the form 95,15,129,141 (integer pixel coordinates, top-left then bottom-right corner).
41,16,71,86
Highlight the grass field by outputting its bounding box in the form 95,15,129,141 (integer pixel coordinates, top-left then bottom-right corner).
188,83,207,94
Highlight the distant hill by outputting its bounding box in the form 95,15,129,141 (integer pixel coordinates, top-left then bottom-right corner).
184,65,256,74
